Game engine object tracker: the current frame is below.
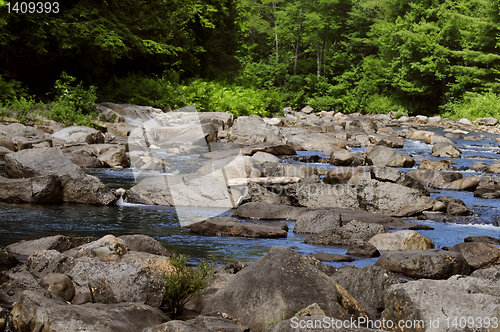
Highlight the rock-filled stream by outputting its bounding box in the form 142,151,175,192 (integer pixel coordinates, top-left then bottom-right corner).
1,126,499,268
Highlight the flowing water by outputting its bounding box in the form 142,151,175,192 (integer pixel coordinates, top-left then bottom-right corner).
1,126,500,267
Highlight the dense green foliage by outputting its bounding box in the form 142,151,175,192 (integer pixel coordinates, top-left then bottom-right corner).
1,0,500,120
162,253,215,316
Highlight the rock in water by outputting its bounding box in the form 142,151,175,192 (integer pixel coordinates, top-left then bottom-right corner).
375,250,471,279
4,147,116,205
368,231,435,251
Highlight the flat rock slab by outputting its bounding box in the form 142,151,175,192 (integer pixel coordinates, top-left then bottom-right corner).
190,217,288,238
375,249,471,279
232,202,306,220
5,235,91,258
307,253,356,262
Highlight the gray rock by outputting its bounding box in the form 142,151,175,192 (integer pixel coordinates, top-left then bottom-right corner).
5,235,91,257
98,147,130,168
190,217,287,238
202,247,366,332
448,242,500,269
431,143,462,158
365,146,415,168
368,231,435,251
26,250,76,279
229,115,282,143
12,290,168,332
4,147,116,205
375,250,471,279
0,265,43,309
357,180,434,216
142,321,208,332
40,273,75,301
346,241,380,258
232,202,306,220
474,176,500,198
307,253,356,262
294,209,342,234
130,173,236,209
369,166,427,195
51,126,104,144
252,151,280,165
0,175,62,203
330,150,354,166
464,235,500,245
382,277,500,332
188,315,250,332
118,235,170,256
67,255,167,307
305,221,386,245
0,249,18,268
66,153,105,168
331,265,403,315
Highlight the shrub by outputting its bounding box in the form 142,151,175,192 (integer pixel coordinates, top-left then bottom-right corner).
0,75,28,104
162,253,215,316
49,72,98,127
441,91,500,121
8,97,45,125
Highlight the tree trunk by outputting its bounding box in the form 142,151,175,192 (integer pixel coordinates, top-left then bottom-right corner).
293,9,303,76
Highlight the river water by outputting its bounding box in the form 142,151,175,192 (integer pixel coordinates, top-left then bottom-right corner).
1,126,499,267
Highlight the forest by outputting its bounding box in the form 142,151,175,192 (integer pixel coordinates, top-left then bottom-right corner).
1,0,500,123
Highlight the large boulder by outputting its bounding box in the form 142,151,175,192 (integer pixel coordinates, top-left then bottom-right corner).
98,146,130,168
4,148,116,205
305,221,386,245
117,235,170,256
369,166,427,195
51,126,104,144
201,247,367,331
67,255,169,307
448,242,500,269
11,290,168,332
229,115,282,143
431,143,462,158
130,173,236,208
474,176,500,198
365,146,415,168
440,176,481,191
382,276,500,332
407,169,447,188
0,175,62,203
232,202,306,220
190,217,287,238
331,265,403,316
67,234,129,262
293,209,342,234
485,160,500,174
368,231,435,251
375,250,471,279
356,180,434,216
5,235,91,257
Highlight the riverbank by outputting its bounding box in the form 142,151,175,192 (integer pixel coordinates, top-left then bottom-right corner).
1,104,500,331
